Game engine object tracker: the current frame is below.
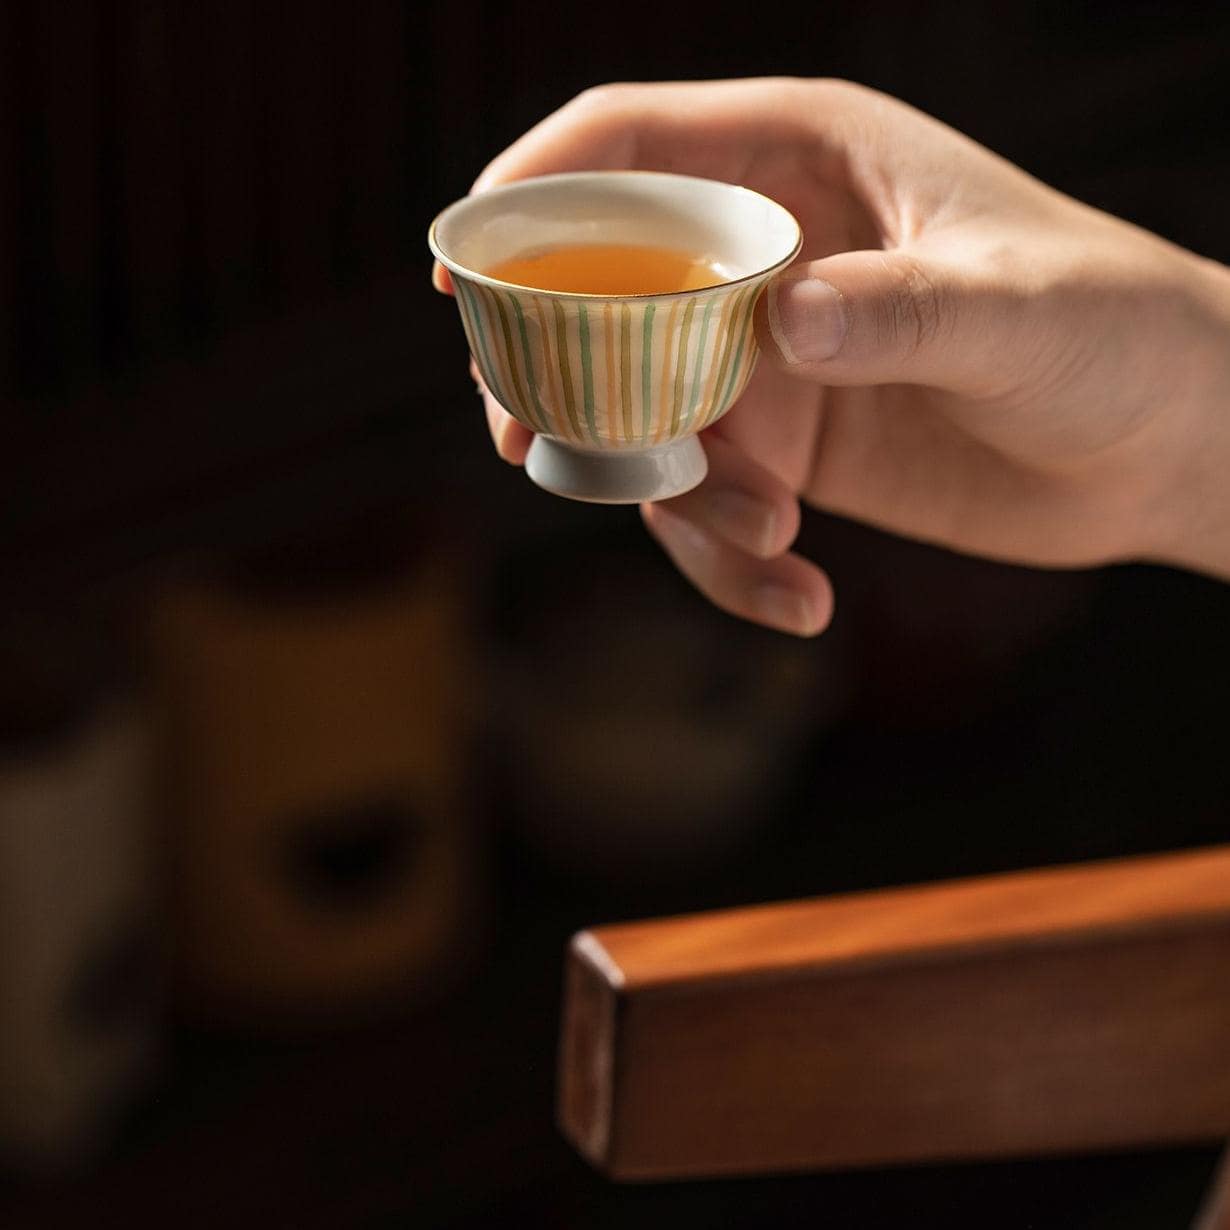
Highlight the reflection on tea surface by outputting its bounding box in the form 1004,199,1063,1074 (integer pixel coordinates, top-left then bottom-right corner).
485,243,728,295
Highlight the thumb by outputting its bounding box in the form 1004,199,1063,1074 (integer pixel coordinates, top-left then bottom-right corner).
758,249,994,392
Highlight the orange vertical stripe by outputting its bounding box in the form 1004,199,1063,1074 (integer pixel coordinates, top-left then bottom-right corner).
603,302,617,444
654,300,682,443
696,288,737,428
531,294,567,439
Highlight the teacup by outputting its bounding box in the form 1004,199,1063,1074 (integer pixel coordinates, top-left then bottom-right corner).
429,171,802,503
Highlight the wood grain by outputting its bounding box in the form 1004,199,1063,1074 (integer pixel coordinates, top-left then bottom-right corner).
558,846,1230,1180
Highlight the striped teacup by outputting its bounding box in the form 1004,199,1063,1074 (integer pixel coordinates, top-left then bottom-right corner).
429,171,802,504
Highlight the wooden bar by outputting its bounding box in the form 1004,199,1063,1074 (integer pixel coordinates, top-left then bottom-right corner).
0,4,19,394
46,0,100,381
558,846,1230,1180
120,0,183,361
262,3,335,304
345,2,408,277
194,0,258,330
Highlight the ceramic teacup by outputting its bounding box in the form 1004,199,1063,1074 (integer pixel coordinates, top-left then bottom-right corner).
429,171,802,504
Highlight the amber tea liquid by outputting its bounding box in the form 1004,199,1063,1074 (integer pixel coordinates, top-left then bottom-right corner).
484,243,728,295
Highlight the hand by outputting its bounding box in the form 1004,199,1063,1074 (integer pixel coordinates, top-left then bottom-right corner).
436,78,1230,636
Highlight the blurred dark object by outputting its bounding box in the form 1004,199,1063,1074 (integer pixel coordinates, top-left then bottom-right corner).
5,1,421,396
487,528,851,882
2,0,462,592
0,606,158,1169
148,516,483,1027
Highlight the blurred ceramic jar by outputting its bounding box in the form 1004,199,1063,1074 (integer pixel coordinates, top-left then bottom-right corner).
0,606,158,1168
149,518,483,1026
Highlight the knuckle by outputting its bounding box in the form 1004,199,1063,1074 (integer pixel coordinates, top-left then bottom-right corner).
881,254,946,357
570,82,630,112
812,77,863,99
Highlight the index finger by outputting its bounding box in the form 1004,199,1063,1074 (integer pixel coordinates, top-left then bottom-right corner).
471,78,865,194
432,262,454,294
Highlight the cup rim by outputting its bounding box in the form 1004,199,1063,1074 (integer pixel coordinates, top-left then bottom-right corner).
428,170,803,302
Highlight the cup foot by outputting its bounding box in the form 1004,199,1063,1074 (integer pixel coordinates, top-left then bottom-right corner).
525,436,708,504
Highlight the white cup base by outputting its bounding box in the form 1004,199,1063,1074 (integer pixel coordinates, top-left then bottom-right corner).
525,435,708,505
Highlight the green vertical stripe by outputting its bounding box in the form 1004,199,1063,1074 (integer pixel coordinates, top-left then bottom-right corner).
669,298,697,437
619,304,632,443
640,303,655,444
458,282,514,414
578,303,598,446
683,296,717,430
490,287,536,428
452,278,482,359
532,295,566,439
702,286,751,429
731,351,759,405
551,299,582,441
509,294,547,433
716,287,761,420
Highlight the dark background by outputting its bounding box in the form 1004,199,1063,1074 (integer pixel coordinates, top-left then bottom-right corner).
2,1,1229,1227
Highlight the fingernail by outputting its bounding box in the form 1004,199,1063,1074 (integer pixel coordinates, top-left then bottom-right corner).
767,274,848,365
705,489,778,558
754,585,821,636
